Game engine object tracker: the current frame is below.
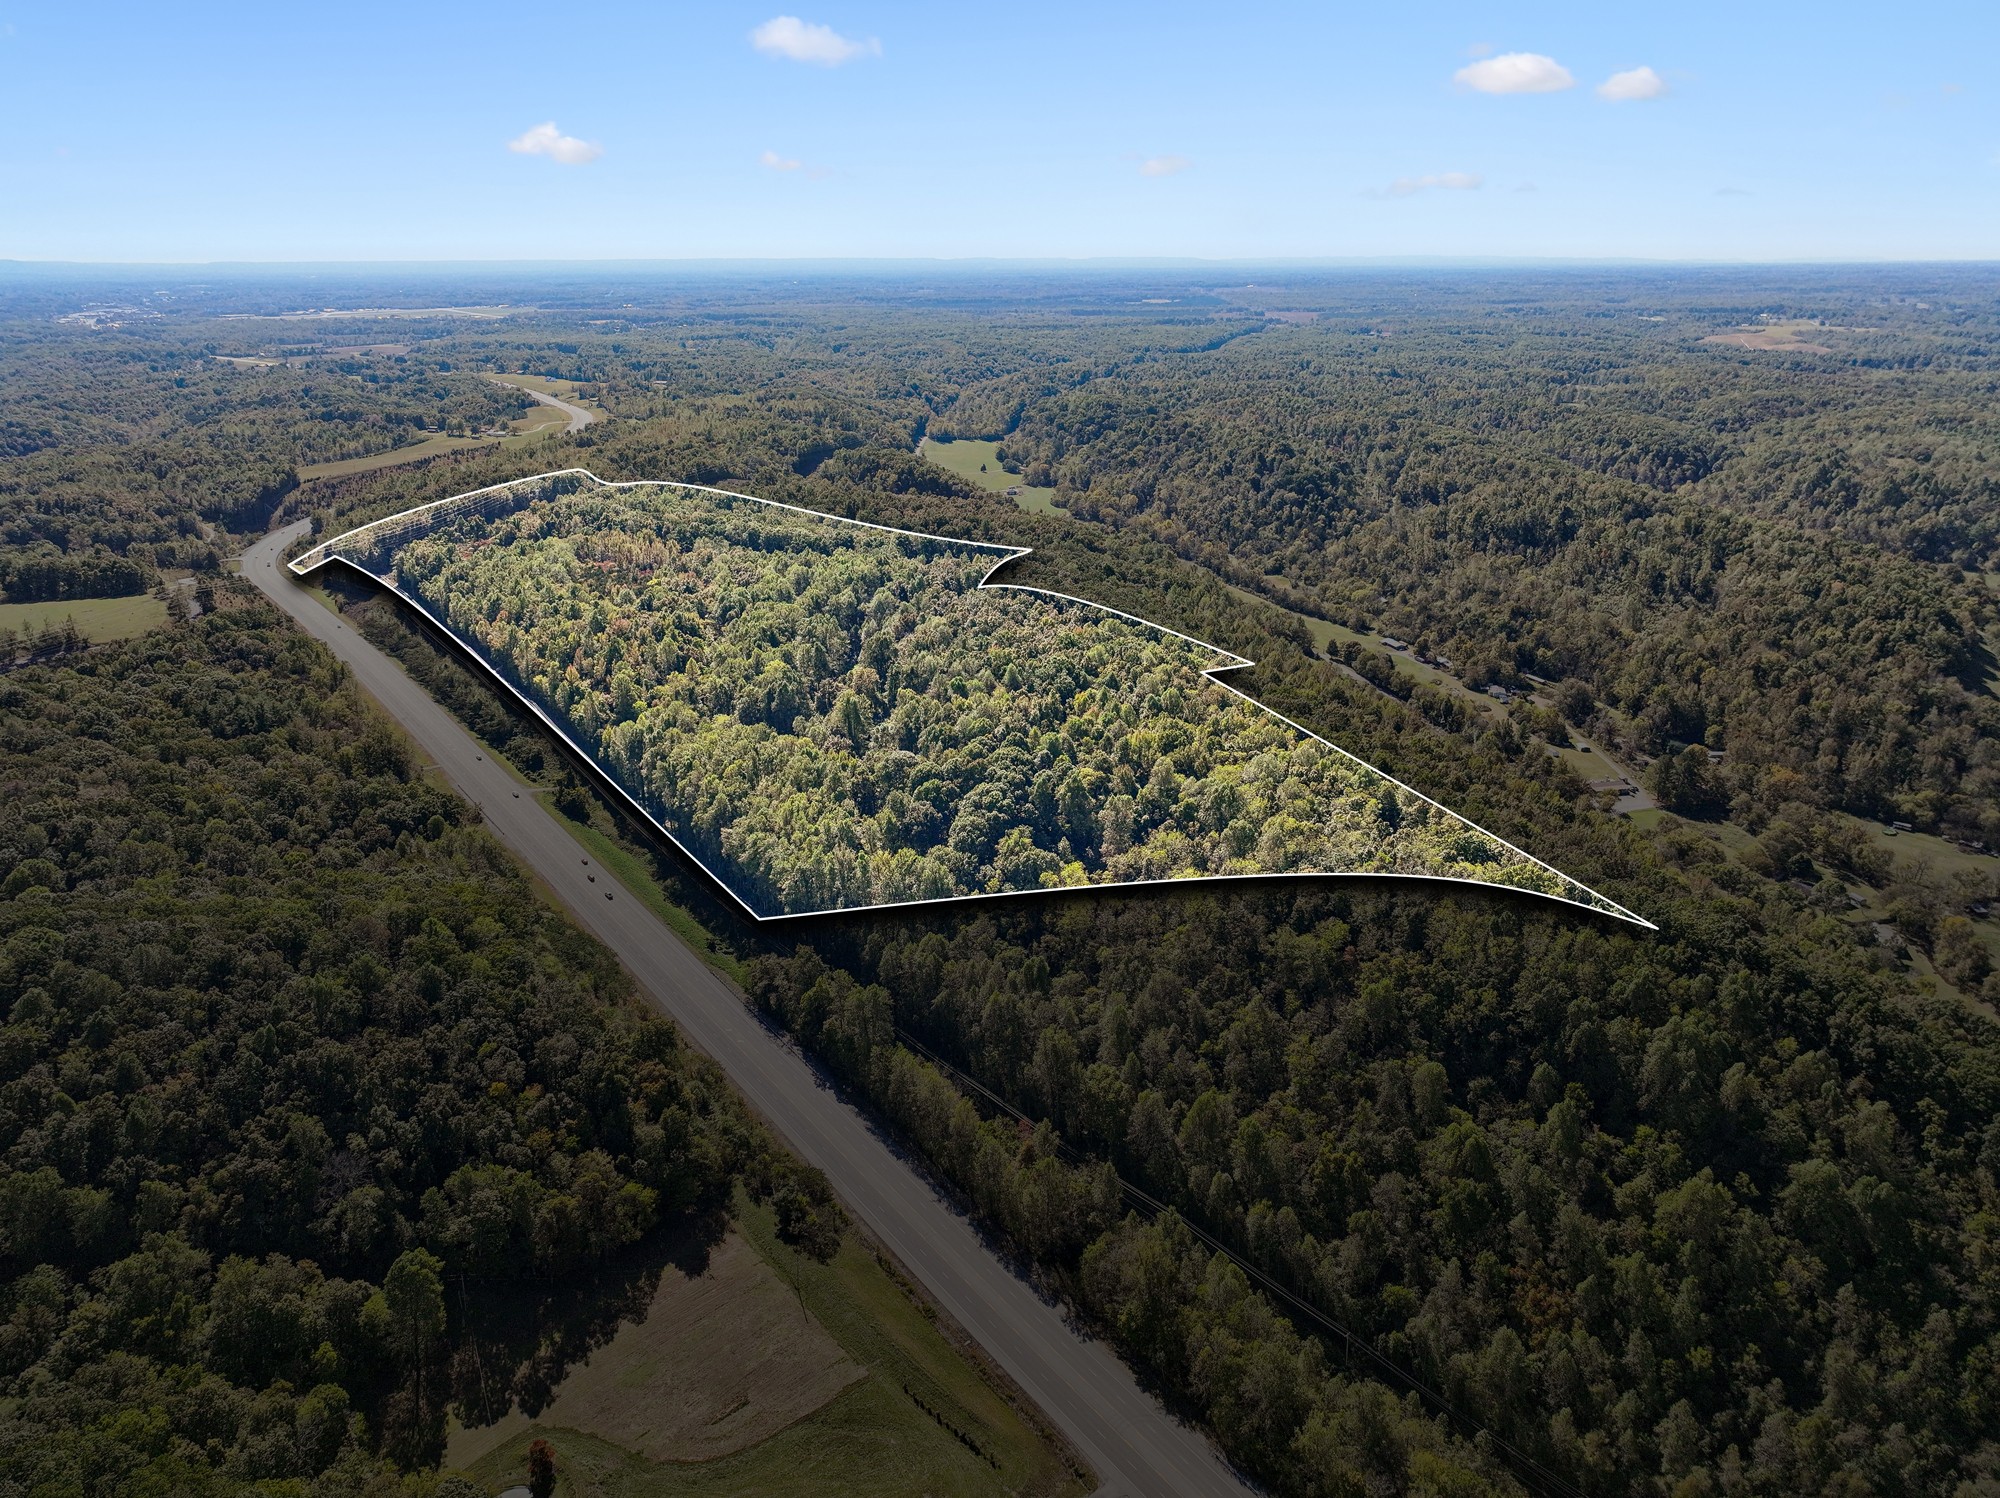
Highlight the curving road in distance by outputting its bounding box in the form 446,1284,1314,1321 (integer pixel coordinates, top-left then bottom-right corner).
243,519,1258,1498
487,376,599,434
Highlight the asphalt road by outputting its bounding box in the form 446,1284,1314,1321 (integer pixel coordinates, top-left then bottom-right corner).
489,377,598,434
243,520,1257,1498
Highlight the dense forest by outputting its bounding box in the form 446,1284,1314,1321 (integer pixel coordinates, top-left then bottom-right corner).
964,316,2000,844
358,510,2000,1496
357,475,1627,920
0,332,527,583
0,600,806,1494
7,264,2000,1497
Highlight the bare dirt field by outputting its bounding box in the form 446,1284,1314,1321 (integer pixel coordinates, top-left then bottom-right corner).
1702,320,1836,353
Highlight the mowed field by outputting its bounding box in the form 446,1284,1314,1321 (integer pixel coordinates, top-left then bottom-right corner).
919,437,1063,514
448,1230,863,1469
297,396,578,481
298,432,498,481
0,593,167,642
455,1194,1082,1498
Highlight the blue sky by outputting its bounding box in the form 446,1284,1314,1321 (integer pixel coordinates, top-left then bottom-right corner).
3,1,1995,262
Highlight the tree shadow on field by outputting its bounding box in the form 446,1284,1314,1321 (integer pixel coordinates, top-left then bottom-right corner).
447,1207,732,1429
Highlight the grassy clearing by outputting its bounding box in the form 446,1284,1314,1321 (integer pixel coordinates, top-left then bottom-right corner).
0,593,167,642
511,401,574,437
461,1194,1083,1498
920,438,1062,514
1831,812,1997,884
1218,580,1495,707
297,397,577,483
1700,320,1836,354
1551,742,1622,783
448,1230,862,1470
298,432,496,482
491,372,592,398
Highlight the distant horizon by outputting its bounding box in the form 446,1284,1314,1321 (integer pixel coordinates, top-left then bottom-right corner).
5,254,2000,274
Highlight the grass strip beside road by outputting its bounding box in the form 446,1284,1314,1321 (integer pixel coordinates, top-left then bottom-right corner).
550,807,747,986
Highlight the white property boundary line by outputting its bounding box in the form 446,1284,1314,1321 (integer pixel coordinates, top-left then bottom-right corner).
294,469,1654,931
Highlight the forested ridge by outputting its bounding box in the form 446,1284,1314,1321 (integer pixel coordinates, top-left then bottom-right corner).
364,477,1624,918
738,452,2000,1498
284,273,2000,854
357,491,2000,1497
0,601,810,1495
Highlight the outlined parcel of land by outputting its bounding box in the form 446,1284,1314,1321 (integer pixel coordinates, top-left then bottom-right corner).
295,470,1649,928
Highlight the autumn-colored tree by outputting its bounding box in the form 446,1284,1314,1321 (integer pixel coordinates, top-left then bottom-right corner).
528,1437,558,1498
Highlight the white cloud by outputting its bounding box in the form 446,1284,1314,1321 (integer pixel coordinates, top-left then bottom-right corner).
1598,65,1668,101
1454,52,1574,94
506,122,602,165
750,16,880,66
1139,154,1191,178
1387,171,1483,197
760,149,803,171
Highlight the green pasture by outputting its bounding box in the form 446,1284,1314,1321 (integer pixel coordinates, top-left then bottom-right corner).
920,438,1063,514
0,593,167,642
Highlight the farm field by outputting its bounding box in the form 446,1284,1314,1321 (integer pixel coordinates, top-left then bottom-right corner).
0,591,167,641
457,1195,1081,1498
1700,317,1838,353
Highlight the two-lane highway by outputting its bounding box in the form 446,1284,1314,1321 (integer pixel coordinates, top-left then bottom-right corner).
243,520,1257,1498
